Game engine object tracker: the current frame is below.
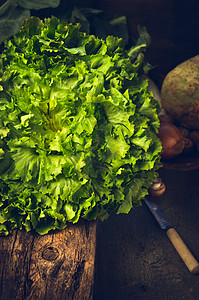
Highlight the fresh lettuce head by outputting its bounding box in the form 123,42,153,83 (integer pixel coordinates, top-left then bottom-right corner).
0,16,162,235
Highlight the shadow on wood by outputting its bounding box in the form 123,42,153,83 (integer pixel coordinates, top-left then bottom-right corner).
0,219,97,300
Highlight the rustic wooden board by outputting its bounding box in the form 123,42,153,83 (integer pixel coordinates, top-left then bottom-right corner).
94,168,199,299
0,219,97,300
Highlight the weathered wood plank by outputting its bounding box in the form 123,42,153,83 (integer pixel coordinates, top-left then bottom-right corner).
0,219,97,300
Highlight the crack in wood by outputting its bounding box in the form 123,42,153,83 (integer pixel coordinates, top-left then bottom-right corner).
10,229,18,257
0,258,5,299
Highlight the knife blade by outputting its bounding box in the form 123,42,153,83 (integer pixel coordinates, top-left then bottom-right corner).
144,198,171,230
144,198,199,274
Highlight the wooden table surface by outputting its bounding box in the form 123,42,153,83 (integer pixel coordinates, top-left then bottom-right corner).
94,167,199,300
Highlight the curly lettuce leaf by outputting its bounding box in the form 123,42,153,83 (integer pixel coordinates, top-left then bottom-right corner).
0,16,161,235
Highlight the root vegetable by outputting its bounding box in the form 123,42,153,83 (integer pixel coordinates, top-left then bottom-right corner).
157,122,185,159
161,55,199,130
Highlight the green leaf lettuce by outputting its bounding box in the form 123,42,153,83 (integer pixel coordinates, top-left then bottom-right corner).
0,16,162,235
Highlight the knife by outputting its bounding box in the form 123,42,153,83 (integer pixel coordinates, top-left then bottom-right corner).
144,198,199,274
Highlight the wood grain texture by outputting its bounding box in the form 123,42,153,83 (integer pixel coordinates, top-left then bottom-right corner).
0,219,97,300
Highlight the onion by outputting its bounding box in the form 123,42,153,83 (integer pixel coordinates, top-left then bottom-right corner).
157,122,185,160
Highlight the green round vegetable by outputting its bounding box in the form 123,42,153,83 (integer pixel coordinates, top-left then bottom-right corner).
161,55,199,130
0,16,161,235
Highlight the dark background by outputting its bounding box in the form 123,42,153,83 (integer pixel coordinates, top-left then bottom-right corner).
95,0,199,77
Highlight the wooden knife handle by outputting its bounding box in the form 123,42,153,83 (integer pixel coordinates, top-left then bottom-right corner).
166,228,199,274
